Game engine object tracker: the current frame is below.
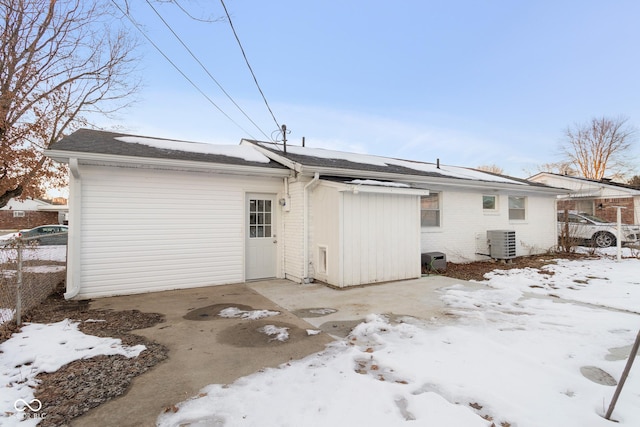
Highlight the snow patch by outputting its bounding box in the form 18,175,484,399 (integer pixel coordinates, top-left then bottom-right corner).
218,307,280,320
116,136,271,163
0,320,145,425
259,325,290,342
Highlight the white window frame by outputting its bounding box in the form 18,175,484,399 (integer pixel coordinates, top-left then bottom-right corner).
508,196,527,221
482,195,498,212
421,193,441,228
12,210,25,218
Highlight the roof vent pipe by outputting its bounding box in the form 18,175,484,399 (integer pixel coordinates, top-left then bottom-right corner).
437,158,440,169
302,136,305,147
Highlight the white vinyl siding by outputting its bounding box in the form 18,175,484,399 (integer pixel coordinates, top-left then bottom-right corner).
75,165,282,298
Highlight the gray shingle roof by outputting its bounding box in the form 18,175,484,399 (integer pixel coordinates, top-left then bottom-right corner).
49,129,288,169
246,140,552,188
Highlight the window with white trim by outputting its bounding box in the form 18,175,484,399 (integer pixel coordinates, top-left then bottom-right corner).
508,196,526,220
482,195,497,211
420,193,440,227
13,211,25,218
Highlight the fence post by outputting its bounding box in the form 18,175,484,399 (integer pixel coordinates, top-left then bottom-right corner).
605,329,640,420
16,239,23,326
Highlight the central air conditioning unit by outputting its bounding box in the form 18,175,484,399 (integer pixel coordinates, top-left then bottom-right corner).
487,230,516,260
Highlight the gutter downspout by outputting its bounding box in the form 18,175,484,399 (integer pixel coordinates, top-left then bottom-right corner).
303,172,320,283
64,158,82,299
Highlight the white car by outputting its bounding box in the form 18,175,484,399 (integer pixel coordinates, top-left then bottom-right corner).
557,211,640,248
0,231,20,246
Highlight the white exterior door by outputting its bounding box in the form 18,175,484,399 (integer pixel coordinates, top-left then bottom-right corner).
246,193,277,280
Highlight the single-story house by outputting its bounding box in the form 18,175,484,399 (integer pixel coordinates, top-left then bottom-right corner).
45,129,567,299
0,198,68,231
528,172,640,225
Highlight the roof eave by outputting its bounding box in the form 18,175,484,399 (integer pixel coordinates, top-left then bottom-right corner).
45,149,293,178
297,165,569,195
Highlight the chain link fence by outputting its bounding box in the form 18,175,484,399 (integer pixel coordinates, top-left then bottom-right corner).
0,235,67,331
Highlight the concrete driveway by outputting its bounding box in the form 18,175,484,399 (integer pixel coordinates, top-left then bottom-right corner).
71,275,473,426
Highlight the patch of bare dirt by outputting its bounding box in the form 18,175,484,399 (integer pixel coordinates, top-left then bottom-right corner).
3,288,168,426
442,252,591,282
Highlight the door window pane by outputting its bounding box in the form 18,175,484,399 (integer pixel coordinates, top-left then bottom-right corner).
249,199,273,238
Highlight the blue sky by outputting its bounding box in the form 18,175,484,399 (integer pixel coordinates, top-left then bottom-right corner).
101,0,640,178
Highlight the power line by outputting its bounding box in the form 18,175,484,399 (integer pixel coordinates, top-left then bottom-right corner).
145,0,272,141
219,0,281,133
111,0,259,140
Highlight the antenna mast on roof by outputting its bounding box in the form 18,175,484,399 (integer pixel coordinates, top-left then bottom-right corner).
281,124,287,154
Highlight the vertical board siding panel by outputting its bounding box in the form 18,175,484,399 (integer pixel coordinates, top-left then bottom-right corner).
366,194,377,284
374,193,385,281
370,194,382,282
309,185,340,285
344,192,356,287
77,165,282,298
340,192,420,287
359,194,369,284
341,192,351,287
337,191,345,287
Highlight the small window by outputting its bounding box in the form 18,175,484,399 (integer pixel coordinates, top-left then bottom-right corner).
508,196,526,220
421,194,440,227
13,211,25,218
483,195,497,210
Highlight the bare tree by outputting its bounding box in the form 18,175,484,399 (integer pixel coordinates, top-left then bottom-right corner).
476,164,504,175
628,175,640,188
0,0,140,208
535,161,576,176
561,116,637,180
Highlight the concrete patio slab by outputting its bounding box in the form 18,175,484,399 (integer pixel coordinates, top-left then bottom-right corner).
248,275,483,337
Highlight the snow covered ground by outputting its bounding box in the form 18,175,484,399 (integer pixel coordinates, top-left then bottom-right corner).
0,245,66,264
0,321,145,426
0,249,638,426
158,250,640,427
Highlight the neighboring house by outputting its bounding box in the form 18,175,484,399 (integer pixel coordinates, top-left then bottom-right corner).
528,172,640,225
0,198,68,230
45,129,566,299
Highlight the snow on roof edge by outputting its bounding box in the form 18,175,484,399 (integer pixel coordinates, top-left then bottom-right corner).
254,142,525,185
116,136,271,164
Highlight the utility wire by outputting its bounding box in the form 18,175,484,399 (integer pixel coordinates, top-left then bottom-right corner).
219,0,281,133
145,0,272,141
111,0,258,140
